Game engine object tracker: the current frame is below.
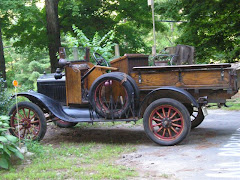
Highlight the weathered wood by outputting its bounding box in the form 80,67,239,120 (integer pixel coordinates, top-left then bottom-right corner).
130,69,231,90
65,66,82,105
132,63,231,71
110,54,148,74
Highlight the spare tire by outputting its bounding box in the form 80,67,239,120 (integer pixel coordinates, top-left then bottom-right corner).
114,72,140,109
89,72,134,119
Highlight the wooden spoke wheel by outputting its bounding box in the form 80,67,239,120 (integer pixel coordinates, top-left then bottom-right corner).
143,98,191,146
9,101,47,141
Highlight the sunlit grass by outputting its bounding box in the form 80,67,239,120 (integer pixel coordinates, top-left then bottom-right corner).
1,142,137,180
208,98,240,111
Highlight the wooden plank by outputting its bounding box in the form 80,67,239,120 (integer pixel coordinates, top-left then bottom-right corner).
94,65,118,71
110,54,149,74
181,70,229,87
130,68,231,90
132,63,231,71
110,56,129,74
65,66,82,105
131,71,178,87
86,66,108,90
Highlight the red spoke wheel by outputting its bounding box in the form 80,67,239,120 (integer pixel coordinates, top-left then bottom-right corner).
9,101,47,141
143,98,191,146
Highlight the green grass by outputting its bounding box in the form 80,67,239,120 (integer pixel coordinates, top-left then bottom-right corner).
1,142,137,180
208,98,240,110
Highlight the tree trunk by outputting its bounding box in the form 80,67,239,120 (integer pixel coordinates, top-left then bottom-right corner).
45,0,61,73
0,25,6,83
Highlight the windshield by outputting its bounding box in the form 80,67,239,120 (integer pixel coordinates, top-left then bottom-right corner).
60,47,88,61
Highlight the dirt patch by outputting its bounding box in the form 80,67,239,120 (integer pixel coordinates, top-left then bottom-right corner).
42,123,150,147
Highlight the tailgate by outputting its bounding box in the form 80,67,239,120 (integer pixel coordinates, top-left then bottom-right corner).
236,67,240,89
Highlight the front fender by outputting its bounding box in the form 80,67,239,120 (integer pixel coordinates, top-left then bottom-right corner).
14,92,78,122
139,86,199,117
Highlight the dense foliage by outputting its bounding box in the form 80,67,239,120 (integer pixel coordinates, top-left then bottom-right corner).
156,0,240,63
0,0,239,90
0,78,12,115
0,116,24,169
63,25,116,61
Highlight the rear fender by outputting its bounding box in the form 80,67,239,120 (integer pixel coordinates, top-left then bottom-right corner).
139,86,199,118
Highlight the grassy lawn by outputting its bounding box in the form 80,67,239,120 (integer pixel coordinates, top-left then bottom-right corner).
1,141,137,180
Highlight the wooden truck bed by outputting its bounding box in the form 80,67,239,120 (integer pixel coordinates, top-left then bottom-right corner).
111,55,239,104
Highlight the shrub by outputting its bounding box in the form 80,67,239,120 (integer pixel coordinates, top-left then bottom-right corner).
0,116,24,169
0,78,13,115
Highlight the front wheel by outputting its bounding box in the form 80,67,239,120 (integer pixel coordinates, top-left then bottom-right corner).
143,98,191,146
9,101,47,141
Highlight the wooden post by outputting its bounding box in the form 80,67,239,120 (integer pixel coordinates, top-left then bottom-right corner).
115,44,120,57
151,0,156,56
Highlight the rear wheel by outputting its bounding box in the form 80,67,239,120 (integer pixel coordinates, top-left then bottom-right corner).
9,101,47,141
143,98,191,146
53,119,77,128
184,104,205,129
190,108,204,129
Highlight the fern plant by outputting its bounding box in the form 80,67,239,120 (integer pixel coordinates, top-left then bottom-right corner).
63,25,116,62
0,116,24,169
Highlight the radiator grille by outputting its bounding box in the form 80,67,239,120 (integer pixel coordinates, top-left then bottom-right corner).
37,81,66,104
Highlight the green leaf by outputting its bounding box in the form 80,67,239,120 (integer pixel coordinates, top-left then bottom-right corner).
13,150,24,160
0,128,9,132
0,144,3,149
0,157,9,169
2,123,9,127
3,146,11,156
5,135,18,143
7,144,18,152
0,136,7,143
0,116,9,121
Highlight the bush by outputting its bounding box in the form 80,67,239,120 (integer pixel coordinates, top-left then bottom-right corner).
0,78,13,115
0,116,24,169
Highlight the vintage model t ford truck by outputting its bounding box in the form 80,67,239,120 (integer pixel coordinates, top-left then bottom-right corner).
8,47,240,146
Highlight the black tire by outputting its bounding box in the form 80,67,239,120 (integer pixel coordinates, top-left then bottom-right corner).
53,119,77,128
8,101,47,141
191,108,204,129
143,98,191,146
89,72,134,119
184,104,205,129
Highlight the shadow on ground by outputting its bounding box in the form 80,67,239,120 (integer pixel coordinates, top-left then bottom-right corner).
41,122,233,147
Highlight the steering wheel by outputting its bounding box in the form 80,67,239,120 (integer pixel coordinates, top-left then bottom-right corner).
93,52,109,67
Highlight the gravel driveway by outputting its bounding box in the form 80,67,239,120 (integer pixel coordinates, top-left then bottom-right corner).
42,109,240,180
